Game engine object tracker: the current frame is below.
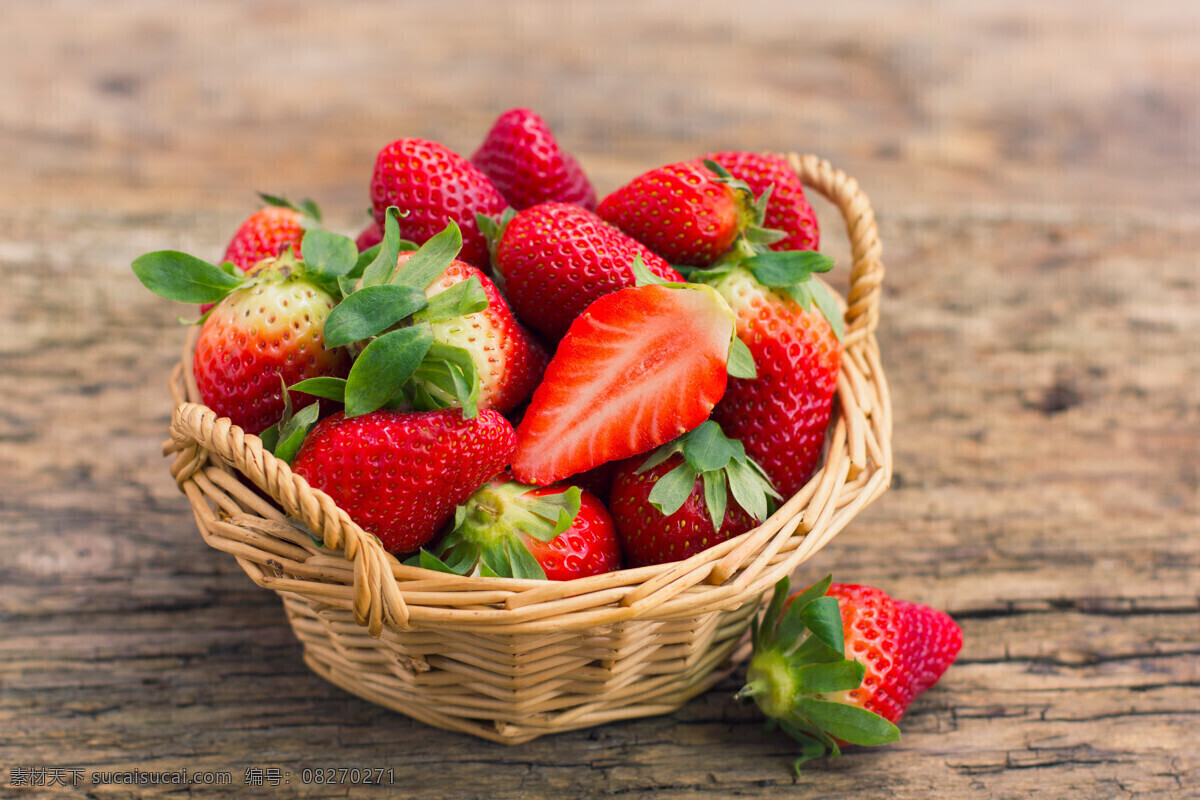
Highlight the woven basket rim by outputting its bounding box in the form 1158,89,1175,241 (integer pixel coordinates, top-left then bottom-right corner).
163,152,891,639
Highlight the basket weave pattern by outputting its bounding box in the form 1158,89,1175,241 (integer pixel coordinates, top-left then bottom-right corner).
162,154,890,744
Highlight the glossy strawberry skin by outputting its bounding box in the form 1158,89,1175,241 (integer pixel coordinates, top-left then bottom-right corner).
698,151,819,252
705,267,840,498
820,584,912,724
521,486,622,580
291,408,516,554
193,272,350,435
511,283,734,486
598,161,740,266
609,455,759,567
471,108,596,211
369,138,508,268
408,254,547,415
222,206,305,271
896,599,964,696
492,203,684,342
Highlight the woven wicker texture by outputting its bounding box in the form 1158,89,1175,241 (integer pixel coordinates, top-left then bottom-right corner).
162,154,890,744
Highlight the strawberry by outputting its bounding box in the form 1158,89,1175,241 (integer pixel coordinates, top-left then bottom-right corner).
471,108,596,211
369,138,508,268
609,421,779,566
697,151,819,252
598,160,766,266
314,214,547,419
133,230,358,435
486,202,685,342
511,273,738,486
291,407,517,554
416,474,621,580
221,194,322,271
191,264,350,434
695,247,843,498
737,576,962,774
416,254,548,415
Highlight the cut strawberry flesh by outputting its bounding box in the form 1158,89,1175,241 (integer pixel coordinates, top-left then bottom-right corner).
512,283,733,485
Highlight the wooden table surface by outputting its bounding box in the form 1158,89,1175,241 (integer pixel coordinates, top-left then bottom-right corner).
3,2,1198,798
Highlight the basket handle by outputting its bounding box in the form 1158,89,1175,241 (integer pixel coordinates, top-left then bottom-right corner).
167,402,411,636
787,153,884,346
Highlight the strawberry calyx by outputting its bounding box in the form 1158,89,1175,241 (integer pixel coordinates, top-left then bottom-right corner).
475,207,518,276
410,477,582,580
257,374,320,464
290,209,490,419
700,158,788,251
737,575,900,775
634,420,780,530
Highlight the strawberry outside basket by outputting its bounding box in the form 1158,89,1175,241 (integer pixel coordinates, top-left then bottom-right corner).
162,154,890,744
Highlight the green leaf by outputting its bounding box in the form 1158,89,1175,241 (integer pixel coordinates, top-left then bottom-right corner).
725,458,771,522
772,591,818,653
344,324,434,417
413,275,488,323
784,281,814,313
799,596,846,657
630,254,671,286
476,208,515,266
391,221,463,289
726,336,757,379
808,280,845,343
791,699,901,747
361,207,405,288
633,443,681,475
323,284,429,347
258,422,281,453
792,660,866,694
515,486,582,541
646,461,698,517
744,250,834,287
416,549,457,574
701,469,728,532
410,342,481,418
681,420,743,473
506,539,548,581
301,229,359,281
761,577,791,638
258,192,323,225
273,402,320,464
289,376,347,404
783,575,833,620
132,251,244,304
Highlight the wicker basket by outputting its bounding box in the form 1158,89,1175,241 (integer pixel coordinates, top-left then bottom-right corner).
161,153,890,744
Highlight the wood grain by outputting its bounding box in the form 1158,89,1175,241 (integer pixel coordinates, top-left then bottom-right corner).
2,1,1198,798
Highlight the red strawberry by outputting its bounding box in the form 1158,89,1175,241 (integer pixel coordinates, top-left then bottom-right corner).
489,202,684,342
738,576,962,774
369,138,508,268
896,599,964,696
421,474,621,580
698,151,819,252
291,407,516,554
222,205,306,272
192,263,351,434
608,421,779,566
698,255,842,498
511,281,737,486
598,161,755,266
414,253,548,415
471,108,596,211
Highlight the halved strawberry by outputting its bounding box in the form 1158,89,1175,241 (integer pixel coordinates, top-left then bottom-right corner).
511,277,737,486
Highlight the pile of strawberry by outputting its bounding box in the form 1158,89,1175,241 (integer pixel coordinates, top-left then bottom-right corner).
134,109,960,767
134,107,843,579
